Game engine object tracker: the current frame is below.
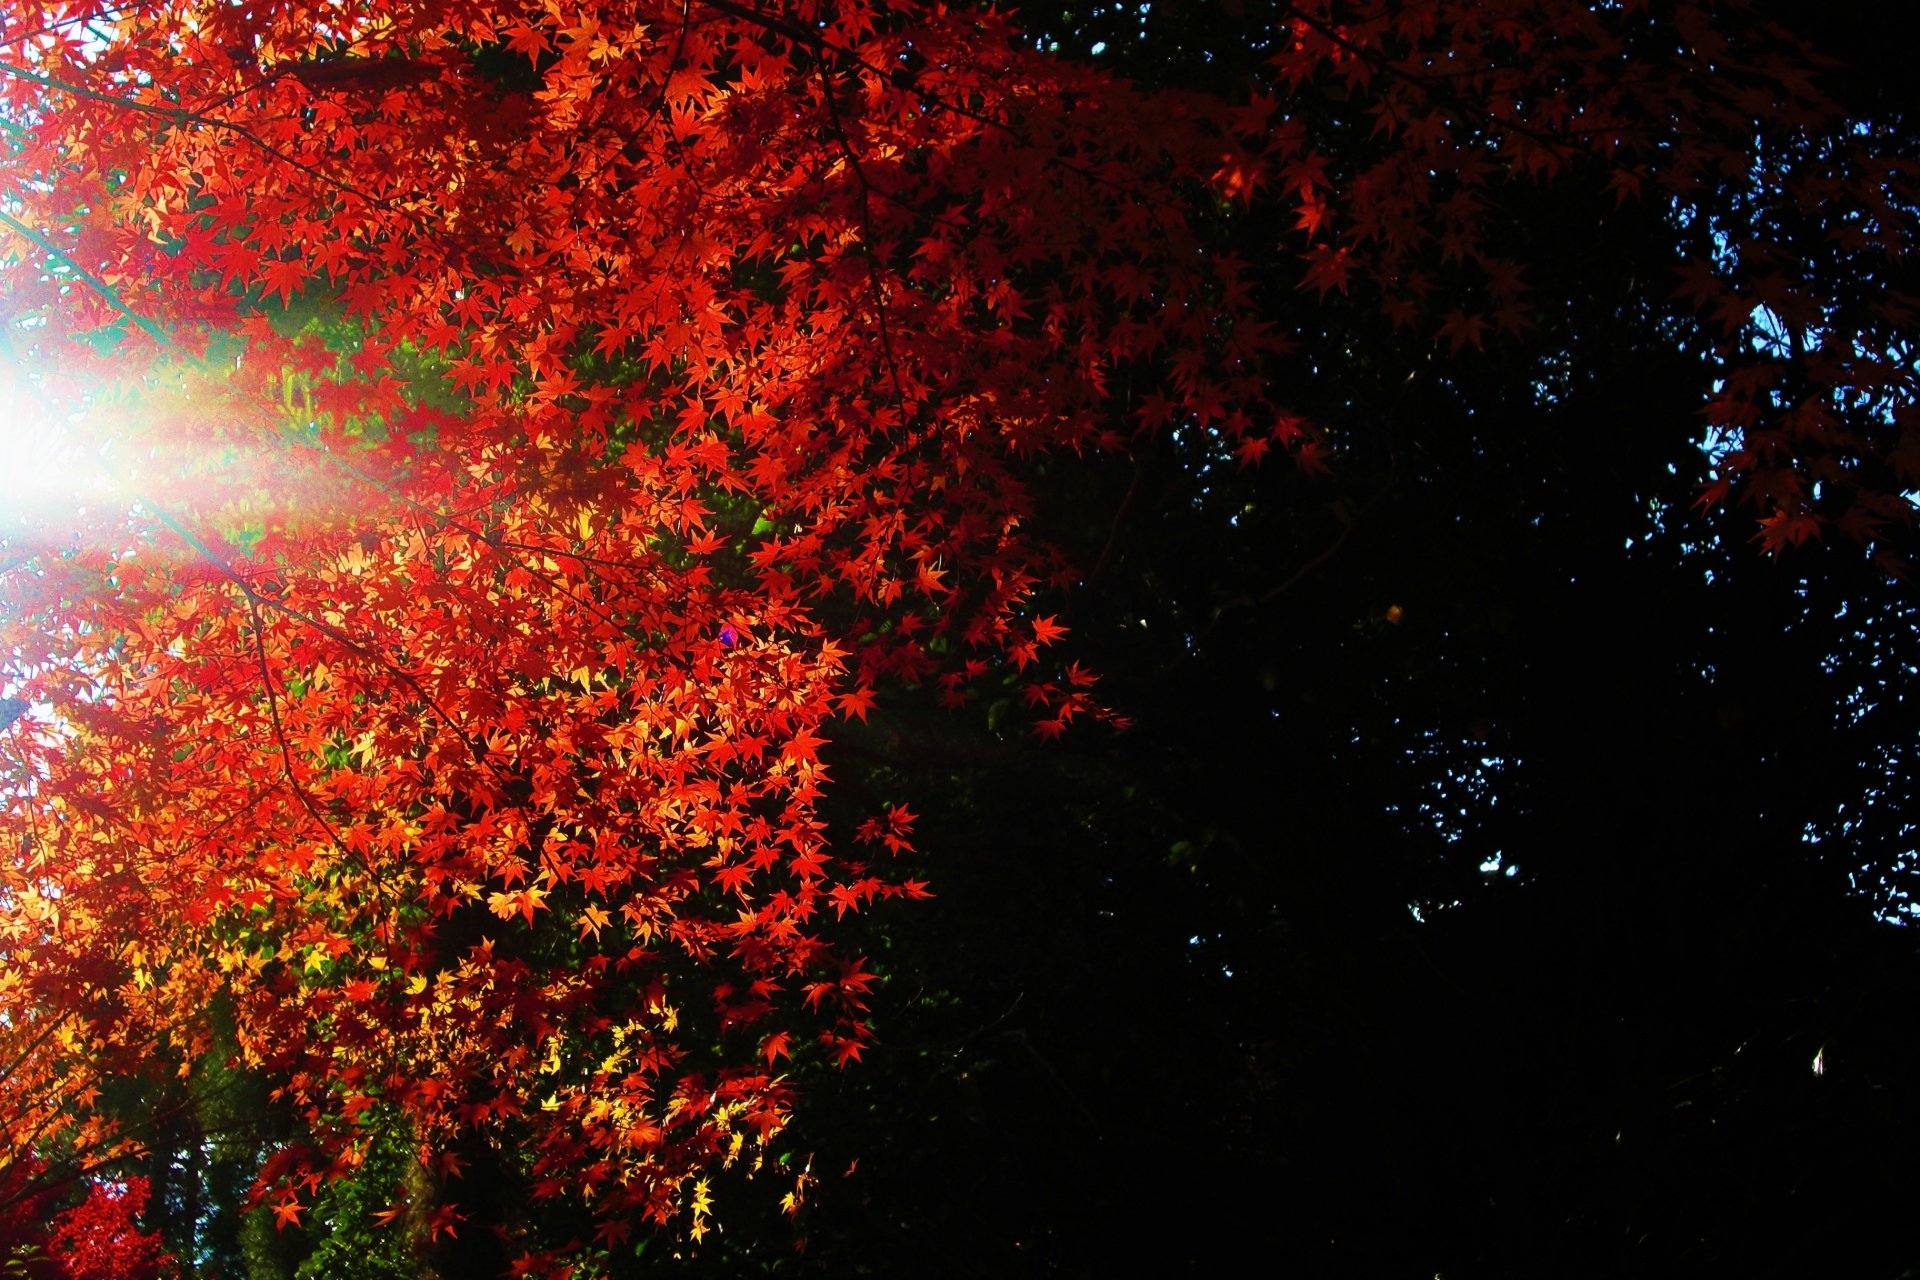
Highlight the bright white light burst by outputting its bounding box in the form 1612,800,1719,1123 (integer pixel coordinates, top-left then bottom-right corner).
0,361,105,523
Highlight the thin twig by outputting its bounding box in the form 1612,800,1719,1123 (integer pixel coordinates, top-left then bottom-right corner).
0,209,176,350
1085,462,1144,588
243,592,382,887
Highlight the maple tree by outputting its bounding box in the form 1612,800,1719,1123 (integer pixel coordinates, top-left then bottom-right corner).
0,0,1914,1271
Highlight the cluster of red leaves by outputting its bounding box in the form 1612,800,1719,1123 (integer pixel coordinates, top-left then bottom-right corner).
0,0,1289,1255
0,1160,173,1280
0,0,1913,1265
44,1178,176,1280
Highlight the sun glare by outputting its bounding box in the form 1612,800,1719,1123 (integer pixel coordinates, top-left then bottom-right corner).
0,361,103,523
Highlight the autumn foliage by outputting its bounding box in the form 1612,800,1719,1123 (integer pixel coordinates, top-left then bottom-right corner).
0,0,1913,1267
0,1159,173,1280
